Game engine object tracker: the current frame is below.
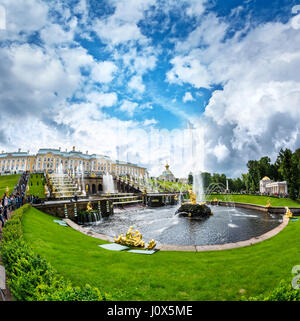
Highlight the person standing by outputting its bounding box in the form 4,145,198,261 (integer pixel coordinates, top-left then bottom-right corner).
0,202,4,233
2,193,8,221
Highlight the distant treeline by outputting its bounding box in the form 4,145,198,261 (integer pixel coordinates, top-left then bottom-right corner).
188,148,300,200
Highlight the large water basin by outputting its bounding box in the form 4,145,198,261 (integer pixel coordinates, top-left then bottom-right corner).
86,205,283,246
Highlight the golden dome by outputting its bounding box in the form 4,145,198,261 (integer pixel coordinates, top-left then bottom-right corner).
262,176,271,181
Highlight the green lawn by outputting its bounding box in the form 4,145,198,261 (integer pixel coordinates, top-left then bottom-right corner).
22,206,300,301
27,173,46,198
0,174,20,197
155,180,192,192
206,194,300,207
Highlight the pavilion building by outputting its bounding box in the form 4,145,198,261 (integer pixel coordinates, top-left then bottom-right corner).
158,163,176,182
259,176,288,196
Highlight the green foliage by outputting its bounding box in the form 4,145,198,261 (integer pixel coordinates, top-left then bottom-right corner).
276,149,300,200
247,280,300,301
0,174,20,197
188,173,193,185
0,204,106,301
154,180,191,192
27,173,46,198
205,194,300,207
241,148,300,196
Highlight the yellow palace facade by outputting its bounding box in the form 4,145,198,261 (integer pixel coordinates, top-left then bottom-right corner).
0,147,146,177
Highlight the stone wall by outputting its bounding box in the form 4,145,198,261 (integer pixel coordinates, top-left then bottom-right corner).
33,199,113,219
146,194,176,207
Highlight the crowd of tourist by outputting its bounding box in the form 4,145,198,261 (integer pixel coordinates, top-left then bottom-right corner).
0,173,43,233
0,192,23,232
0,192,45,233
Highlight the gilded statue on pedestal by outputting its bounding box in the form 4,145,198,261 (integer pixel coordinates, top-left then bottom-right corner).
86,201,93,212
114,226,156,250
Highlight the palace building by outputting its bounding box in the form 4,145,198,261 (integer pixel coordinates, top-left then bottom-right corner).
0,147,146,177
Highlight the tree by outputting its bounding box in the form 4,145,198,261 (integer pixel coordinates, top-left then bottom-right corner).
258,156,272,178
247,160,261,191
231,177,245,192
201,172,211,190
242,173,251,191
276,148,298,199
188,173,193,185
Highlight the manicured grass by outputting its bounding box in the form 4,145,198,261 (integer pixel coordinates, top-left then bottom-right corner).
22,207,300,301
0,174,20,197
27,173,46,198
206,194,300,207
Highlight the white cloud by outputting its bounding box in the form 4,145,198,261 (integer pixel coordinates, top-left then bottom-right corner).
93,0,155,45
5,43,80,104
40,20,76,45
183,92,195,103
0,0,48,41
128,75,145,93
119,100,139,116
213,142,230,163
118,47,158,75
86,92,118,107
166,55,212,89
91,61,117,83
143,118,158,126
175,13,227,52
185,0,206,17
198,18,300,175
164,12,300,176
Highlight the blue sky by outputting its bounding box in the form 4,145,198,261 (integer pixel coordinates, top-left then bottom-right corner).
0,0,300,177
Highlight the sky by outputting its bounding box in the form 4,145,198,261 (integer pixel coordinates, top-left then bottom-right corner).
0,0,300,178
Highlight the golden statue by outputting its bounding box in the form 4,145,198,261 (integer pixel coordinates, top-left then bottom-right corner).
86,201,93,212
114,226,147,248
266,199,271,207
165,162,170,170
5,186,9,193
86,184,89,193
146,239,156,250
285,207,293,218
188,189,197,205
44,184,48,196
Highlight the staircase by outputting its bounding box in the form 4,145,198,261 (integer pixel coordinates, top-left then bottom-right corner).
47,172,85,198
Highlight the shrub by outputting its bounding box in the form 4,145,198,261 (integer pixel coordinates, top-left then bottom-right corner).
247,280,300,301
0,204,106,301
